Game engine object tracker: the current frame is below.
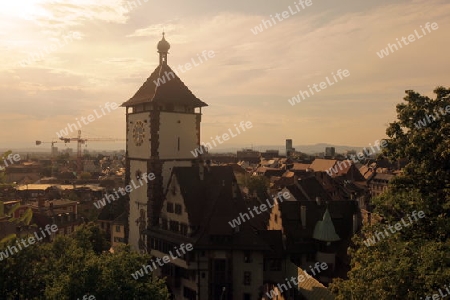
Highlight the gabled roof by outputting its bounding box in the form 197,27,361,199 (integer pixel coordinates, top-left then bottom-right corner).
297,267,336,300
309,159,337,172
121,63,207,108
372,173,395,181
297,176,333,202
291,163,311,171
162,166,269,250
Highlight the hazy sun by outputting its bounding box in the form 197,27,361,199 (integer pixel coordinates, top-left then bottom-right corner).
0,0,50,20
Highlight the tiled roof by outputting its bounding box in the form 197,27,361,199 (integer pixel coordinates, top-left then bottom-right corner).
121,63,207,108
279,201,358,252
334,160,352,176
297,267,336,300
297,177,333,202
168,166,270,250
113,212,127,225
309,159,337,172
372,173,395,181
291,163,311,171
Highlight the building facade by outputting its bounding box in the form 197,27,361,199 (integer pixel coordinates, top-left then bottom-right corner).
121,34,207,252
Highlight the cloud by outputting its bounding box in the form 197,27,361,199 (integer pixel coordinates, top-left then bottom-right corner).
0,0,449,146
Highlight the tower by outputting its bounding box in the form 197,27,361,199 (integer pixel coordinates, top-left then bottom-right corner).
286,139,293,156
121,34,208,251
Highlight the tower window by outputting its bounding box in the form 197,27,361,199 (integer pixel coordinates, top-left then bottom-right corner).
177,137,180,151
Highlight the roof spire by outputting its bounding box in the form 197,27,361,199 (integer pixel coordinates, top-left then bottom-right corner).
157,31,170,66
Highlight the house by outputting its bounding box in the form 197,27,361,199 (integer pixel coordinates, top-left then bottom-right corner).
28,198,79,238
368,173,395,197
148,165,273,300
111,212,127,247
268,199,360,285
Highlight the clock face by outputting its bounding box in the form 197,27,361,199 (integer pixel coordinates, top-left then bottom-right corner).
132,120,145,146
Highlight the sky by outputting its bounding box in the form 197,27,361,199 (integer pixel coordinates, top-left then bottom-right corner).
0,0,449,152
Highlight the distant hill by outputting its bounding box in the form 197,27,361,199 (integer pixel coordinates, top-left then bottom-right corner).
1,143,376,156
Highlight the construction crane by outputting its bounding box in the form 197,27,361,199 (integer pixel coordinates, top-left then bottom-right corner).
59,130,124,174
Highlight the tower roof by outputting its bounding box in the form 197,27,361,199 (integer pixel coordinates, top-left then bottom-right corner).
312,208,341,242
121,63,207,107
157,32,170,53
121,34,207,108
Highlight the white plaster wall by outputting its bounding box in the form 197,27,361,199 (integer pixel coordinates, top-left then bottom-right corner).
159,112,198,160
161,176,189,225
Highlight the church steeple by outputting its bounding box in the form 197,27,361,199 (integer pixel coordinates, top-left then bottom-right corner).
157,32,170,66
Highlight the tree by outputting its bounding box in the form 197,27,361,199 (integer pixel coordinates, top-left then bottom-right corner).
0,224,170,299
330,87,450,299
242,174,269,199
0,150,14,187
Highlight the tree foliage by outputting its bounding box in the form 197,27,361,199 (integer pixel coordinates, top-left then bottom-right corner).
0,223,169,299
330,87,450,299
245,175,270,198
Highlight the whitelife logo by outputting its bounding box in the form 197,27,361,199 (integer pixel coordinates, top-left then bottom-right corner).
414,104,450,129
376,22,439,58
363,211,425,247
93,172,156,209
18,32,82,67
153,50,215,87
0,153,21,169
287,69,350,106
55,102,119,138
266,262,328,299
421,283,450,300
77,295,95,300
325,139,388,176
190,121,253,158
228,192,291,229
131,243,193,279
0,224,58,261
